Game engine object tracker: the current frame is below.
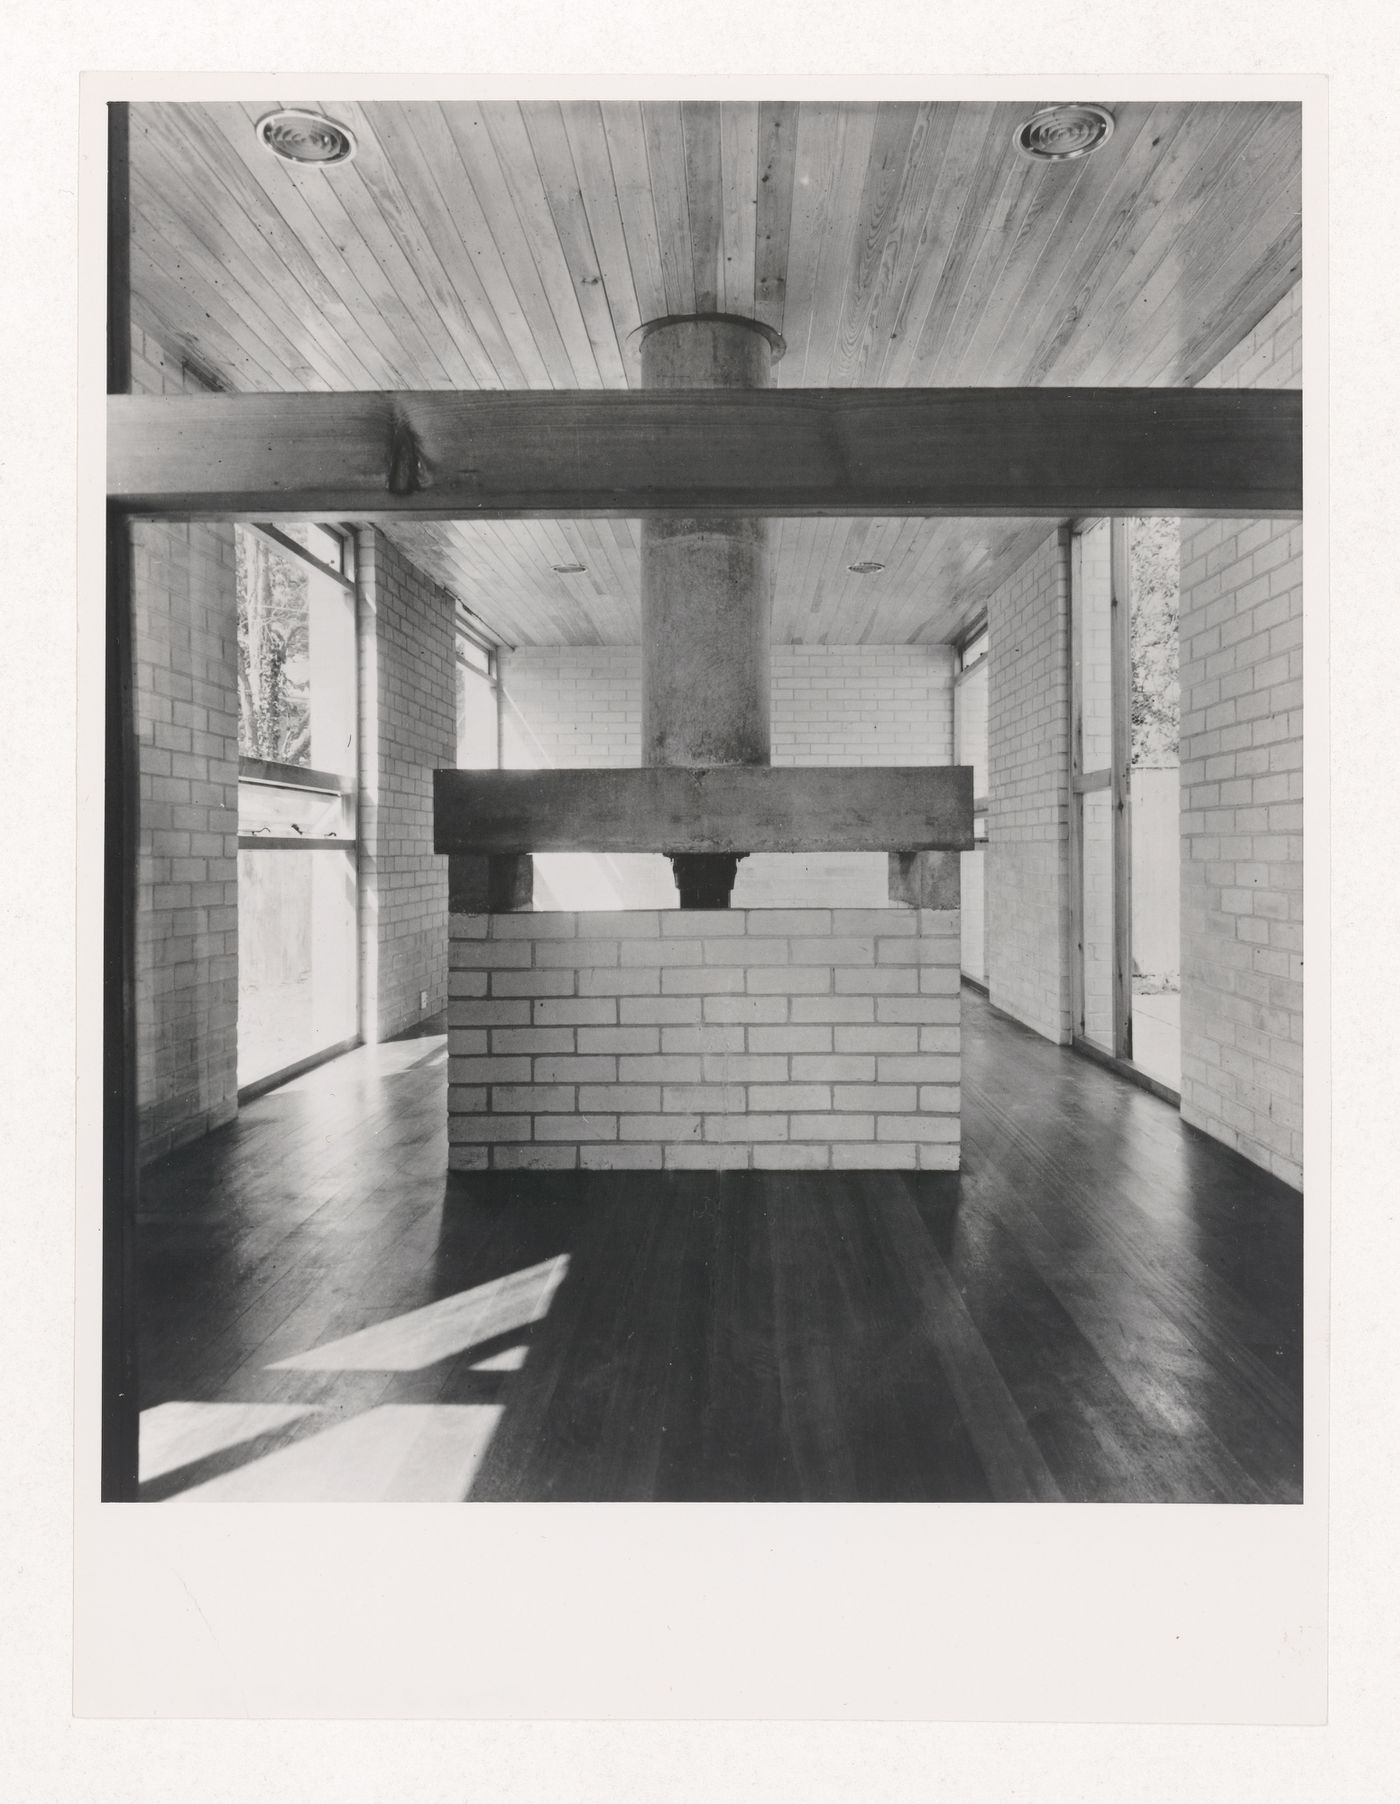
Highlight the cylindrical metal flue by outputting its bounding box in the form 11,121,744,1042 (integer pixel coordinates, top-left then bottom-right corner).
636,314,783,906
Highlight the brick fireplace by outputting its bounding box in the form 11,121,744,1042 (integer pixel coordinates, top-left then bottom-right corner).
447,903,961,1171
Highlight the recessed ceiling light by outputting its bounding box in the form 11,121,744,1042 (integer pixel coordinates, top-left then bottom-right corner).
1013,104,1115,163
256,109,357,167
552,562,587,575
848,561,886,575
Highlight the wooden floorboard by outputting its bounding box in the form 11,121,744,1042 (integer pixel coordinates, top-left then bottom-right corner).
135,990,1303,1503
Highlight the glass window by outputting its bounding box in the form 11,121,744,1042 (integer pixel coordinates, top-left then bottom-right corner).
955,654,989,805
1074,518,1114,779
1127,516,1182,1089
237,846,358,1086
1070,520,1120,1053
1069,517,1183,1089
959,627,989,672
1129,516,1181,771
236,525,359,1091
238,529,312,765
236,527,356,777
456,631,499,769
238,780,348,841
955,622,989,982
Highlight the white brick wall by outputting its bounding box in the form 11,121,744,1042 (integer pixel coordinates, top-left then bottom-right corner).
447,907,961,1171
985,528,1072,1043
499,644,954,769
130,327,240,1162
500,646,642,768
1178,283,1303,1188
357,528,458,1041
771,646,955,764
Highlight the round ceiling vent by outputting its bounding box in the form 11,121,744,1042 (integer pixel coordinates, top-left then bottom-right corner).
256,108,357,167
848,561,886,575
1013,104,1115,163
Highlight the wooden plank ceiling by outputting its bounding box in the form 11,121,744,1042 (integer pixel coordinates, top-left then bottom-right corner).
128,99,1301,646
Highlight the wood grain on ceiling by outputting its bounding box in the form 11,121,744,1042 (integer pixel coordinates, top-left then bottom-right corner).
127,98,1301,646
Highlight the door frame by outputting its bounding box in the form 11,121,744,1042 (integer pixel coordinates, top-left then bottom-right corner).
1068,516,1134,1061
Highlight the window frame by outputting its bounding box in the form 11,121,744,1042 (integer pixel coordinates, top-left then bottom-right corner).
953,617,990,839
234,520,363,1095
1068,517,1133,1061
455,606,501,770
236,521,360,853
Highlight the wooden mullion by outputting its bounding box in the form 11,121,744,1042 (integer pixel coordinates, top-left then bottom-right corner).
1067,525,1086,1043
239,756,352,794
238,836,356,852
1110,517,1135,1062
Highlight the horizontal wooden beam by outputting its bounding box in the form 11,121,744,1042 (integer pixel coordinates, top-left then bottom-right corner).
433,766,974,856
109,388,1302,521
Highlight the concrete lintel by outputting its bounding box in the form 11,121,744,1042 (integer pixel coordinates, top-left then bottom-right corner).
434,766,974,856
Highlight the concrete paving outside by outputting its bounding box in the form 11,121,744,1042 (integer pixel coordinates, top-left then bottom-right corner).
1132,990,1181,1092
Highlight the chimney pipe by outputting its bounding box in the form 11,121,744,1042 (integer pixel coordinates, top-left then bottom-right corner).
636,313,784,905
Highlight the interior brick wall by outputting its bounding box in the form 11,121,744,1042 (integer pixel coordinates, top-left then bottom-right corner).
356,527,458,1041
447,906,961,1171
130,327,240,1163
1178,283,1303,1188
500,646,641,768
499,644,954,769
771,646,955,763
985,527,1073,1043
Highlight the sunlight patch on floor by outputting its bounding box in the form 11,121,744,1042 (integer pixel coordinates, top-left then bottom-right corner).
139,1401,316,1483
268,1256,570,1373
166,1404,505,1502
469,1344,529,1371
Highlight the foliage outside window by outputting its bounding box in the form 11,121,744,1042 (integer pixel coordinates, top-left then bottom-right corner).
1128,516,1180,768
237,530,312,765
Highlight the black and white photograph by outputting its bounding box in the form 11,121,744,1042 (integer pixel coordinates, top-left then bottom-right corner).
98,91,1308,1514
10,0,1400,1774
12,0,1400,1779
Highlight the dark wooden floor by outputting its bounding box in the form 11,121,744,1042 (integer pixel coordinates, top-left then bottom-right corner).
135,990,1303,1503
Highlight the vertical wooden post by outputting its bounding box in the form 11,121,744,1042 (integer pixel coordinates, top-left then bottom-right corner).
104,99,140,1500
1067,525,1086,1043
1110,518,1135,1062
492,648,505,771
